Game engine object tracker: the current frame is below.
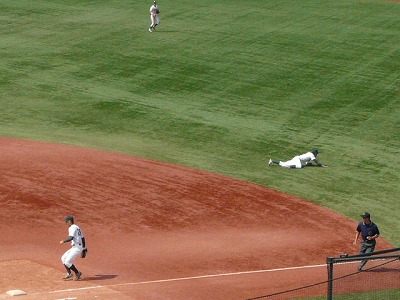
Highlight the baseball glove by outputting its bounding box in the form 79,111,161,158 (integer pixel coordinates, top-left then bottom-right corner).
81,248,88,258
155,8,160,14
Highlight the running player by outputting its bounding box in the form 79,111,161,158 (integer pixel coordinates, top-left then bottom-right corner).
149,1,160,32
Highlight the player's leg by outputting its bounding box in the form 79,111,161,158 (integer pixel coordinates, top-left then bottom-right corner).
153,15,159,31
149,14,154,32
268,159,280,166
358,242,374,271
61,249,73,279
360,244,375,270
294,157,302,168
279,161,292,168
279,157,301,168
70,264,82,281
62,248,82,280
62,264,73,279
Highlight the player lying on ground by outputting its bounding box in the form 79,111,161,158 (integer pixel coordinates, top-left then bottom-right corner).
269,149,326,169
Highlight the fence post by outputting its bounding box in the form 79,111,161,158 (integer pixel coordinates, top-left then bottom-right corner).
326,257,334,300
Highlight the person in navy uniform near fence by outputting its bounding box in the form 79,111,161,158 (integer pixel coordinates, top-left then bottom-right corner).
353,212,380,271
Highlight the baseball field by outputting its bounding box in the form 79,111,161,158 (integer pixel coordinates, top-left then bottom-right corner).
1,0,399,299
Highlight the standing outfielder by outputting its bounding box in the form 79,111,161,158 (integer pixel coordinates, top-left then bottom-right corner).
60,216,87,281
269,149,326,168
149,1,160,32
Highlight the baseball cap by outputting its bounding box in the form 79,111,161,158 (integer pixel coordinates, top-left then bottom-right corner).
64,216,74,222
360,212,370,219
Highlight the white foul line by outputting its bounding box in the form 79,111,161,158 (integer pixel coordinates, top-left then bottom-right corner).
45,263,327,295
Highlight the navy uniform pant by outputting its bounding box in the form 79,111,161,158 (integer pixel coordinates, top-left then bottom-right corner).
358,241,376,270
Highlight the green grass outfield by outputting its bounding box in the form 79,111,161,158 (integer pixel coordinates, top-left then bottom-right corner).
1,0,399,249
306,288,400,299
305,288,400,299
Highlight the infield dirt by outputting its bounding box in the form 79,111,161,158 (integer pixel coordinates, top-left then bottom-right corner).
0,137,394,299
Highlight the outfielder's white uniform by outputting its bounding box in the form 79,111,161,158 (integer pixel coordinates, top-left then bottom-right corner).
279,152,316,169
150,4,160,28
61,224,84,268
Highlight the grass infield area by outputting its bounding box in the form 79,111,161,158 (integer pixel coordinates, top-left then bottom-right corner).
1,0,399,274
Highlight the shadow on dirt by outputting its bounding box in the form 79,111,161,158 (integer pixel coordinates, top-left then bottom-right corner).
83,274,118,281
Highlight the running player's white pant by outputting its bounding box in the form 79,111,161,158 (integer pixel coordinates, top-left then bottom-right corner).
279,156,302,169
151,14,160,27
61,247,82,268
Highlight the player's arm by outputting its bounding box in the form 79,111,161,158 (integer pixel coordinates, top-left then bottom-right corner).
367,226,380,241
313,159,326,167
305,159,324,167
366,233,379,241
60,236,73,245
353,231,360,245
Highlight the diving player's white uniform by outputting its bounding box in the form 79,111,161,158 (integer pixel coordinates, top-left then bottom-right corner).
279,151,317,169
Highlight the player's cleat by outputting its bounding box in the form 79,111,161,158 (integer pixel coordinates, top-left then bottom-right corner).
148,27,152,32
63,273,73,280
74,271,82,281
268,159,273,166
